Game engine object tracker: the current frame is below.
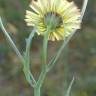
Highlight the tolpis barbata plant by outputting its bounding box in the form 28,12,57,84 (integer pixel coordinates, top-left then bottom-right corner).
0,0,88,96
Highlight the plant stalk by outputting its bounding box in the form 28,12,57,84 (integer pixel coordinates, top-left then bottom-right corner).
35,28,50,96
0,17,24,63
34,86,41,96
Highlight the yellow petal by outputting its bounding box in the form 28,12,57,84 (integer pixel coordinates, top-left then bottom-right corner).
30,1,43,15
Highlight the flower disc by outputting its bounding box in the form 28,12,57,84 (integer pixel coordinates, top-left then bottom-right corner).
25,0,81,41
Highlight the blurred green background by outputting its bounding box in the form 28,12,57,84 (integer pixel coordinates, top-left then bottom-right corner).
0,0,96,96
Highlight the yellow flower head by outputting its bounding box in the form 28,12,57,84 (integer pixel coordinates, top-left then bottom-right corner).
25,0,81,41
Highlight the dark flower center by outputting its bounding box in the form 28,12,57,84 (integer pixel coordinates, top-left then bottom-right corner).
44,12,63,30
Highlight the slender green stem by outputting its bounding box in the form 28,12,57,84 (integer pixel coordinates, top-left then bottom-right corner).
23,29,36,87
0,17,24,63
34,86,40,96
47,32,75,72
33,29,49,95
81,0,88,20
47,0,88,72
36,28,50,88
42,30,49,68
0,17,36,87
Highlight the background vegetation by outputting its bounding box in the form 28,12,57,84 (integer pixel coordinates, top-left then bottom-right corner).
0,0,96,96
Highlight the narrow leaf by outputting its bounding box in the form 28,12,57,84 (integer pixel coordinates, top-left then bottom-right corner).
65,77,75,96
